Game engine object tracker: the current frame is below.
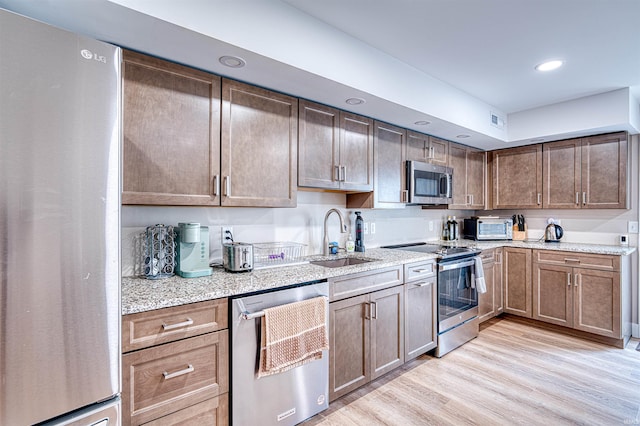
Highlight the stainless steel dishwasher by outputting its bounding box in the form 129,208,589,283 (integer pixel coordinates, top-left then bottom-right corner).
231,281,329,426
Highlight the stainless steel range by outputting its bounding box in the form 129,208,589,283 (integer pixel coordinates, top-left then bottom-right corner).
382,243,481,357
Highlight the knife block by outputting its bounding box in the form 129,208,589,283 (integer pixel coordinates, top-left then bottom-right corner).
512,224,527,241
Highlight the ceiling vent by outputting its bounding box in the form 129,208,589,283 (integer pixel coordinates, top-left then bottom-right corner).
490,111,506,130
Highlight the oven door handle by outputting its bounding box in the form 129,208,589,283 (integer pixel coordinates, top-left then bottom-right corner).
439,258,476,272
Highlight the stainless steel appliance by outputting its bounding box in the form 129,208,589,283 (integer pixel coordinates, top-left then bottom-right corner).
545,221,564,242
231,282,329,426
223,241,254,272
406,161,453,205
0,9,121,425
382,243,481,357
463,216,514,240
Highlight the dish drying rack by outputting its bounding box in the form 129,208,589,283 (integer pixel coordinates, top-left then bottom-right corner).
253,242,307,269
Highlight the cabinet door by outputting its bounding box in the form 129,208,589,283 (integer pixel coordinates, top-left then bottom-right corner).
478,259,496,323
448,143,469,208
339,112,374,191
406,130,429,162
122,50,221,206
503,247,532,317
329,294,370,401
404,278,437,360
428,136,449,166
532,263,573,327
581,132,628,209
492,144,542,209
370,286,404,379
221,79,297,207
373,121,407,207
543,138,581,209
573,268,621,338
467,149,486,209
298,100,340,189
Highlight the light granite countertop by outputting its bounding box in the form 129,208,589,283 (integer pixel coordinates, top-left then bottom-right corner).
121,240,635,315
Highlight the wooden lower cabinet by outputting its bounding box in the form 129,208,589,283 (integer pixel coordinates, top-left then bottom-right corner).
533,251,622,339
478,248,503,323
122,300,229,426
329,285,404,401
404,261,437,360
503,247,532,317
142,394,228,426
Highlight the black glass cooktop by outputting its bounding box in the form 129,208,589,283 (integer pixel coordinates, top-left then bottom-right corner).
381,242,479,261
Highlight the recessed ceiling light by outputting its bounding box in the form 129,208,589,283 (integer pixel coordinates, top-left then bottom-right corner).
219,55,246,68
456,134,470,139
414,120,431,126
345,97,365,105
535,60,563,72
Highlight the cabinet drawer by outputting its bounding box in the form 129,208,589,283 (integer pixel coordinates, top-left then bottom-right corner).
123,330,229,426
480,248,495,263
404,260,436,282
123,299,228,352
142,394,228,426
533,250,619,271
330,266,403,301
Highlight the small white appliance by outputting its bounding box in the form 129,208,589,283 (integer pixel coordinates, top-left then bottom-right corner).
175,223,213,277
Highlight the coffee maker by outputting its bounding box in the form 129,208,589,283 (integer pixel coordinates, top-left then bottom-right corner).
175,223,213,278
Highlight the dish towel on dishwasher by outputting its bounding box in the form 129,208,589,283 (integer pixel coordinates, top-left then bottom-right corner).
258,296,329,378
474,256,487,294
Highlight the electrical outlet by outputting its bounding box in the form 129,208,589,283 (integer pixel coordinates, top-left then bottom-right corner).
370,222,376,235
628,221,639,234
221,226,233,245
364,222,369,235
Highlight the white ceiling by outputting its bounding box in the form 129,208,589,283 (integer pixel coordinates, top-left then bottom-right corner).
283,0,640,114
1,0,639,150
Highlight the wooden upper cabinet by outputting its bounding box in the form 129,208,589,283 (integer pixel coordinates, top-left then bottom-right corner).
406,132,448,165
122,50,221,206
492,144,542,209
298,101,340,189
543,132,628,209
348,121,407,209
298,100,373,191
448,143,486,210
581,132,628,209
340,112,374,190
221,79,297,207
543,138,582,209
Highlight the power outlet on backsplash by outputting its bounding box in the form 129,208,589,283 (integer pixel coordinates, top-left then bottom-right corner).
221,226,233,245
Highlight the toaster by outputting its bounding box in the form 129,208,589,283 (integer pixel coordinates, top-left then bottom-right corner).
223,242,254,272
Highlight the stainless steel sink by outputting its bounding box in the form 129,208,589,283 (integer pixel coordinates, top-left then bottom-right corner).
309,257,373,268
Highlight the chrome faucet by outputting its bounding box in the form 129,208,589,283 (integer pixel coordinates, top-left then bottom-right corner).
323,208,347,255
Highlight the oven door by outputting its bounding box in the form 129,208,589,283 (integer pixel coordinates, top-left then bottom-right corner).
437,257,478,332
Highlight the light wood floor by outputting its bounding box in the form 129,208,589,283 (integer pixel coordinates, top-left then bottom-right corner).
304,317,640,425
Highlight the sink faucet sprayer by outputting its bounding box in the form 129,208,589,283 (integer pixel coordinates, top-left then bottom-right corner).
323,208,347,255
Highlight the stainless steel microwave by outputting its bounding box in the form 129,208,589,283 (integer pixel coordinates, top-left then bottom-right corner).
463,216,513,240
406,161,453,205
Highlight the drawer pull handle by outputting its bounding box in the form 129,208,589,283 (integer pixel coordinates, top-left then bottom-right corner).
564,258,580,263
412,268,431,273
414,281,431,287
162,318,194,331
163,364,194,380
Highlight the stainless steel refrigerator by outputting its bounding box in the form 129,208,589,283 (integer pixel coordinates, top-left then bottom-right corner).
0,8,121,425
